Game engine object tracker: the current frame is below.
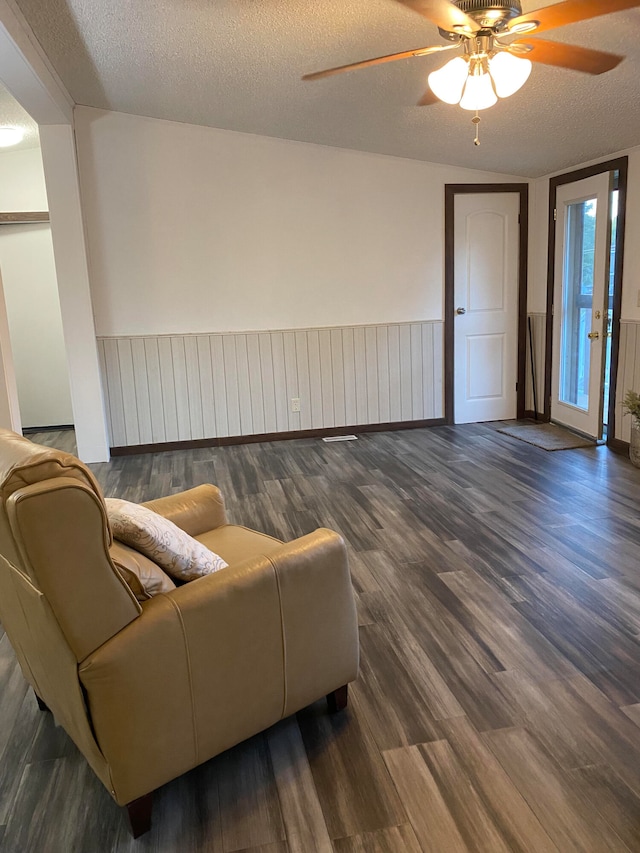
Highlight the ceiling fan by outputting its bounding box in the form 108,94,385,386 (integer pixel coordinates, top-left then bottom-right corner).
303,0,639,142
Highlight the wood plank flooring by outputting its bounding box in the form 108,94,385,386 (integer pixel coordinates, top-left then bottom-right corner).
1,424,640,851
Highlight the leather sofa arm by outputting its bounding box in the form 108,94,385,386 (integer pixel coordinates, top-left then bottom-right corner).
142,484,227,536
78,528,358,806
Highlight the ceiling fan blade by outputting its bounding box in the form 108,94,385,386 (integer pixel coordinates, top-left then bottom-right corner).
302,43,459,81
391,0,480,33
514,38,624,74
508,0,640,35
417,87,440,106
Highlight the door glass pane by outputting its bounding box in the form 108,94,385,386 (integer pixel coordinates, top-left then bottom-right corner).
560,198,596,410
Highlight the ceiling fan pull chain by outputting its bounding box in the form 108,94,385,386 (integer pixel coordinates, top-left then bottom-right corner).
472,112,481,146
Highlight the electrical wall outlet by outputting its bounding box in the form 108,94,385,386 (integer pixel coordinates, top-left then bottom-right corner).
291,398,301,413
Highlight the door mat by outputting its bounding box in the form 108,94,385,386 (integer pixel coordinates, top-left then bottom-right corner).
497,423,596,451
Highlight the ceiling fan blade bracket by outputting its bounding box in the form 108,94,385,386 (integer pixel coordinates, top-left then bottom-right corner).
505,41,533,55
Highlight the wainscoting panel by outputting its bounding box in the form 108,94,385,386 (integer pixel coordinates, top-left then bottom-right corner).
615,321,640,443
524,313,546,416
98,322,444,447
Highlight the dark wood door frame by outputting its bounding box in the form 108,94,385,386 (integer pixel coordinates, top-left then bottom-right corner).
444,183,529,424
544,157,628,443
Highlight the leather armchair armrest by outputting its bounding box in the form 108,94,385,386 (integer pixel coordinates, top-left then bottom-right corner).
142,484,227,536
168,526,358,736
264,528,359,716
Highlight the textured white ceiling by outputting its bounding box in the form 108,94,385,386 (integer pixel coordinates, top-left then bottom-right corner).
0,81,40,152
11,0,640,177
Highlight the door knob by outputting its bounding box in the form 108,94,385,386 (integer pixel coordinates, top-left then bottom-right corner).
587,331,599,340
456,307,466,315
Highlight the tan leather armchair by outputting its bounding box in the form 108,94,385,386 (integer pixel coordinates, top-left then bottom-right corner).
0,429,359,836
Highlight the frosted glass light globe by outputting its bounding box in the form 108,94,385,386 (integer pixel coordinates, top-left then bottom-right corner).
459,71,498,111
428,57,469,105
489,52,532,98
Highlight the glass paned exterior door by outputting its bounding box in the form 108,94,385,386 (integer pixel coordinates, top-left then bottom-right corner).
551,173,611,438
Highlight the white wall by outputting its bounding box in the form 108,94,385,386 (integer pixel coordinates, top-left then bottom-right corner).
527,177,549,315
0,146,48,209
39,124,111,459
0,225,73,426
0,146,73,427
75,107,529,338
0,268,21,432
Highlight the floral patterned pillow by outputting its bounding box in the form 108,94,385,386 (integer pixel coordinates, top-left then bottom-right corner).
105,498,228,582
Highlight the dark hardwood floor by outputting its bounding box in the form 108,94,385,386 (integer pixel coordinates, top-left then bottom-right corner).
1,423,640,852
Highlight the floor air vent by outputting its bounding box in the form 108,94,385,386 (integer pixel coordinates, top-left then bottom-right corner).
321,435,359,443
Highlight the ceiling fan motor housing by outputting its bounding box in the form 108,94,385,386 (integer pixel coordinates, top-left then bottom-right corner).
440,0,523,36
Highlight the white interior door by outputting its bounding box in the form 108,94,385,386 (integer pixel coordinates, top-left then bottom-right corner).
454,193,520,424
551,174,610,438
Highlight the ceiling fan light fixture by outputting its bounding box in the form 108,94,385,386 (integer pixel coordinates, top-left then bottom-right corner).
489,51,532,97
0,126,24,148
428,56,469,104
459,67,498,111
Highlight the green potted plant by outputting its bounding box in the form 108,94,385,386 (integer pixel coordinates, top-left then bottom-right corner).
623,390,640,467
